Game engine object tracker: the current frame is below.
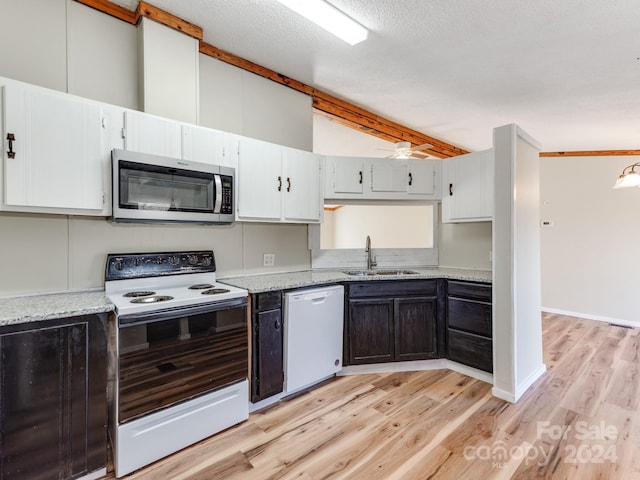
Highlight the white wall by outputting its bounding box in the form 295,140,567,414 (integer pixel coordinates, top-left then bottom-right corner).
0,0,313,297
540,155,640,325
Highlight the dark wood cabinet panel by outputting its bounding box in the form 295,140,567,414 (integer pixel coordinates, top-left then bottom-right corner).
347,298,394,364
0,314,107,480
447,329,493,373
447,298,492,337
446,281,493,373
251,293,284,402
344,281,442,365
395,297,438,361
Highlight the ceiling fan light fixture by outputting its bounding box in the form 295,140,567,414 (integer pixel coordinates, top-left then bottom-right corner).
275,0,368,46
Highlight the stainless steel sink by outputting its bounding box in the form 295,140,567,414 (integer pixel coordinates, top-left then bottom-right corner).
343,269,418,276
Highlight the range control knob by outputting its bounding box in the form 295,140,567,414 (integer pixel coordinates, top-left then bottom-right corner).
187,255,198,266
155,256,164,265
169,255,180,265
202,257,212,267
114,261,124,271
133,258,142,267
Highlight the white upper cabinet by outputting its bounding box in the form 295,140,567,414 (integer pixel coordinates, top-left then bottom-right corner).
329,156,364,194
325,156,441,200
370,159,408,193
181,124,238,169
237,137,322,223
407,161,436,195
123,109,181,158
1,80,117,215
237,137,283,221
442,149,494,223
282,147,323,223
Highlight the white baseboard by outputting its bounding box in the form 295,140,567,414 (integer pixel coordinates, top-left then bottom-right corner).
339,359,494,385
492,363,547,404
542,307,640,329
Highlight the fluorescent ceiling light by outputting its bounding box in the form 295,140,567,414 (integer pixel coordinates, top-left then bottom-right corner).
275,0,368,46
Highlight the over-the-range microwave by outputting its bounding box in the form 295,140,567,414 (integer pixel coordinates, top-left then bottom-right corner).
111,149,235,225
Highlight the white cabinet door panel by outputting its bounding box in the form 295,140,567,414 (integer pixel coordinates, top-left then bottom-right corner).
123,110,181,158
407,161,435,195
442,149,493,222
237,138,282,220
283,148,321,222
332,156,364,194
370,160,408,192
3,84,103,211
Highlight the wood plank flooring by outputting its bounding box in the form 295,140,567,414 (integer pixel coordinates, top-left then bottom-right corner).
103,313,640,479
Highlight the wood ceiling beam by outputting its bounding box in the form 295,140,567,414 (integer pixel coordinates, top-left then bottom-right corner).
75,0,138,24
135,1,203,39
540,149,640,157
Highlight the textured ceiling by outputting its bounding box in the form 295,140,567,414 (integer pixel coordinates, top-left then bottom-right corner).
110,0,640,152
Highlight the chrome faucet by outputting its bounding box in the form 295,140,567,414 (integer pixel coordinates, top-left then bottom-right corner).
365,235,377,270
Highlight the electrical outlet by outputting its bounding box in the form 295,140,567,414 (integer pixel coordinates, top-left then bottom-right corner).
263,253,275,267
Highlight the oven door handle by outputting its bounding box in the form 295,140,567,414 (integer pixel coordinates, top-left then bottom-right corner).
118,296,248,327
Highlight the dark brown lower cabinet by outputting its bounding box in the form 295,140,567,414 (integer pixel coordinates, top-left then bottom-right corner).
251,292,284,402
446,281,493,372
345,280,441,365
0,314,107,480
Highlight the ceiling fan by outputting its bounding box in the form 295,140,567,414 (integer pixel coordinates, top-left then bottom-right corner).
384,141,434,159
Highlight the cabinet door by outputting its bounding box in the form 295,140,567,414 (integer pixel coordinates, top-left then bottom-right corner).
442,149,493,222
0,315,107,480
3,84,104,211
395,297,438,361
282,148,322,222
182,124,238,168
332,156,364,194
123,109,181,158
407,160,435,195
370,159,408,192
237,138,282,220
347,299,394,365
252,308,284,402
447,329,493,372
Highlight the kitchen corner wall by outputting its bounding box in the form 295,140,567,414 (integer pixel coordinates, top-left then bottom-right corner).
0,0,311,296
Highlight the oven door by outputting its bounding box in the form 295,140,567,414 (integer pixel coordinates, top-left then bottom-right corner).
116,298,248,424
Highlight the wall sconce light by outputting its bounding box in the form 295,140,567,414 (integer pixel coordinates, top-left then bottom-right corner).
612,162,640,189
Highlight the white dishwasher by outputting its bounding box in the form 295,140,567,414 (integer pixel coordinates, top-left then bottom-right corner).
283,285,344,394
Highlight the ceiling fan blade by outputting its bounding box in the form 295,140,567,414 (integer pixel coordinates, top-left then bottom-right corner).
410,152,431,158
412,142,434,152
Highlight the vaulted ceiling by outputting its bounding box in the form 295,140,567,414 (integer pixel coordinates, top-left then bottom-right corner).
108,0,640,153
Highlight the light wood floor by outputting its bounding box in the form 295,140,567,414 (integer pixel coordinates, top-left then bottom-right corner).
105,313,640,480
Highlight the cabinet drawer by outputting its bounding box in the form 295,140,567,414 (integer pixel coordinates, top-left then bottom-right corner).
447,298,492,337
447,329,492,373
254,292,282,312
348,280,437,298
447,281,491,302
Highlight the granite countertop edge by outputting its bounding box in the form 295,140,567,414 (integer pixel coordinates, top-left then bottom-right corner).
0,290,114,327
220,267,492,294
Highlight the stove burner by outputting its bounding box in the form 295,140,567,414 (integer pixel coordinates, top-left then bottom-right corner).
201,288,230,295
188,284,215,290
123,291,156,298
130,295,174,304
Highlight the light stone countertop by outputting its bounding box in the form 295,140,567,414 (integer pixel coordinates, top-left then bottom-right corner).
220,267,492,294
0,290,114,327
1,267,491,326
